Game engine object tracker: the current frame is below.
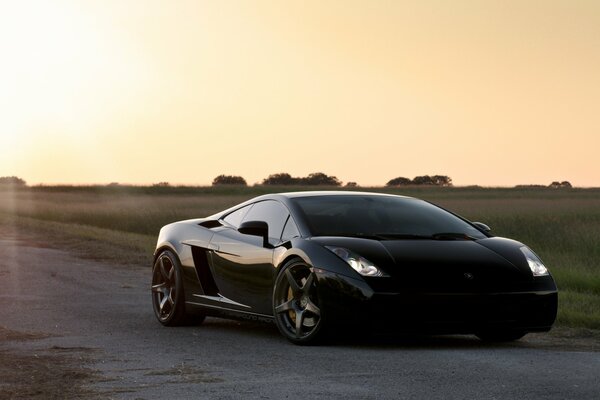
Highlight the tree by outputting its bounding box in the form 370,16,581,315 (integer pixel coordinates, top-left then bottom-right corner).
301,172,341,186
0,176,26,186
262,173,299,185
212,175,247,185
549,181,572,188
153,181,170,187
345,181,358,187
411,175,435,185
431,175,453,186
386,177,412,186
262,172,341,186
387,175,452,186
561,181,572,188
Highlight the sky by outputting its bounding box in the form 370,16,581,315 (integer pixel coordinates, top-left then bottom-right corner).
1,0,599,187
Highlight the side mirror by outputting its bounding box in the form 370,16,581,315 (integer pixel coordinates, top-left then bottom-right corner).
238,220,269,247
472,221,491,232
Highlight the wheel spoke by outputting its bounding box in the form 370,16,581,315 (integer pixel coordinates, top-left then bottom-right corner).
285,269,301,294
151,283,167,293
275,299,295,314
167,265,175,283
295,310,305,338
302,273,315,294
304,299,320,317
159,295,169,312
159,257,169,281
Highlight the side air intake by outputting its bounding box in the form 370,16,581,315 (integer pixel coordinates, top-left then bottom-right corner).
190,246,219,296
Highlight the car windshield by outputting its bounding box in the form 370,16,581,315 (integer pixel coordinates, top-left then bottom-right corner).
291,195,487,240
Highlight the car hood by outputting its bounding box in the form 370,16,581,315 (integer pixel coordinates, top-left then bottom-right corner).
311,236,533,292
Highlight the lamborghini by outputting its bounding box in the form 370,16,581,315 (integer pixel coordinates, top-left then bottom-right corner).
152,191,557,344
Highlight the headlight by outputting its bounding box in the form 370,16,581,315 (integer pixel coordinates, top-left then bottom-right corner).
520,246,549,277
325,246,386,277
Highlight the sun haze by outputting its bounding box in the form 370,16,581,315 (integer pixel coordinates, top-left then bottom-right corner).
1,0,598,187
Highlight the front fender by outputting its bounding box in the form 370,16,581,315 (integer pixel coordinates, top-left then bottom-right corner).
273,238,364,280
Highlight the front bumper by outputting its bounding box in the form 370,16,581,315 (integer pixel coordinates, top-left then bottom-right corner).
316,270,558,334
366,291,557,333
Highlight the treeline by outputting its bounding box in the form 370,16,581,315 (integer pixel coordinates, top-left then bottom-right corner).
0,175,574,189
211,172,454,187
211,173,573,188
517,181,572,189
212,172,343,186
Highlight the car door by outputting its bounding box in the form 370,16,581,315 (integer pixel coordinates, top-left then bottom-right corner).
208,200,290,315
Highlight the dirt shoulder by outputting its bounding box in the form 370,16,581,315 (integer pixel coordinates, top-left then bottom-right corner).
0,327,99,400
0,222,143,399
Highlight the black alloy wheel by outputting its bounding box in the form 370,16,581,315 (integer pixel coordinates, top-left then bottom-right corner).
273,259,324,344
151,250,204,326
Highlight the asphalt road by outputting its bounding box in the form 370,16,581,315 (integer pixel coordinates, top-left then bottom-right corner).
1,231,599,399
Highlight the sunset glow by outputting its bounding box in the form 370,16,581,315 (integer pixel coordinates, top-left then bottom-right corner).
1,0,599,186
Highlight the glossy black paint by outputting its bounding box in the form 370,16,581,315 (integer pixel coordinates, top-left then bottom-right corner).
238,220,269,245
153,191,558,335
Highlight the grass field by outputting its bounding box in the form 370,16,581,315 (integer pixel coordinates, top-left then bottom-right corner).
1,185,599,330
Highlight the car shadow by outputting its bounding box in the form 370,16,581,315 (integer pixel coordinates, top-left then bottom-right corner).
179,318,570,351
333,333,529,350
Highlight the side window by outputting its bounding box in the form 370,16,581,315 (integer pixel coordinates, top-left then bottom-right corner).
222,204,252,228
281,216,301,241
242,200,289,242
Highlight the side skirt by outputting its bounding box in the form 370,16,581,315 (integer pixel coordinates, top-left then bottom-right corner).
186,301,274,323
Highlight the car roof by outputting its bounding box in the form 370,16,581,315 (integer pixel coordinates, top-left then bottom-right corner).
273,190,413,199
202,191,421,238
209,191,413,220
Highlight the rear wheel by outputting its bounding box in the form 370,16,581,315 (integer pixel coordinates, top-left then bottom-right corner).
151,250,205,326
273,259,325,345
476,330,527,342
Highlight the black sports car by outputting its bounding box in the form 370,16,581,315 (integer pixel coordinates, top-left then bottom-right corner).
152,191,557,344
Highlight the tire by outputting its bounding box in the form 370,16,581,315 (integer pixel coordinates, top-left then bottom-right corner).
151,250,205,326
476,330,527,342
273,258,327,345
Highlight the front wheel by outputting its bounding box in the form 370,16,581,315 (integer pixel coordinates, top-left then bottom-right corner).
273,259,326,345
151,250,205,326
